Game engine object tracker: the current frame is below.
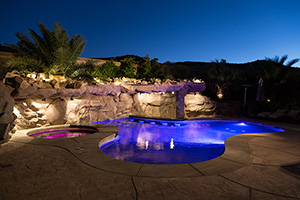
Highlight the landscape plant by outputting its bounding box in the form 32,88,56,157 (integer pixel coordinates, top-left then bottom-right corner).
137,55,162,79
5,22,86,76
69,60,97,83
260,55,300,109
205,59,244,100
93,60,118,78
117,57,136,78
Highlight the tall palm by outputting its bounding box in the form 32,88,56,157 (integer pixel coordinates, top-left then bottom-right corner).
206,59,243,99
5,22,86,76
263,55,299,85
265,55,299,67
261,55,299,108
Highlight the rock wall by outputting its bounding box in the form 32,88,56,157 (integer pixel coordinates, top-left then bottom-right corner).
2,71,216,135
185,93,216,118
13,91,216,131
132,93,176,118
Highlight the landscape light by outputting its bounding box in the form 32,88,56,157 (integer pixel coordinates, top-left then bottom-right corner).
32,102,42,109
217,93,223,99
13,107,21,117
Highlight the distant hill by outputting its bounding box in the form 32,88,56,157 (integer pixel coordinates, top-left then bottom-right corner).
94,55,145,63
0,44,15,53
93,54,300,79
160,59,277,79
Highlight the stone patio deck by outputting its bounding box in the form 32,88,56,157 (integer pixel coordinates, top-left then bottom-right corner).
1,119,300,200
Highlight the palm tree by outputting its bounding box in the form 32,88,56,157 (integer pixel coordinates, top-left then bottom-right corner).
265,55,299,67
5,22,86,76
261,55,300,109
262,55,299,85
206,59,243,99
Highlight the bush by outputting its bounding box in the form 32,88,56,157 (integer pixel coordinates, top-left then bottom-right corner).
94,60,118,78
137,56,162,79
117,57,136,78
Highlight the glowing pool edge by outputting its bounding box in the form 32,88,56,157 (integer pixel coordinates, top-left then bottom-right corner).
96,118,284,165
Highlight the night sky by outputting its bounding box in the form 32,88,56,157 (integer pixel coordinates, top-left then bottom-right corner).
1,0,300,65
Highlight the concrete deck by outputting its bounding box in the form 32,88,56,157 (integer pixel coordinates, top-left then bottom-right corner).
1,119,300,200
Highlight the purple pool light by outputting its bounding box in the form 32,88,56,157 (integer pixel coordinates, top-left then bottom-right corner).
96,118,284,164
27,126,97,139
44,133,86,139
28,128,96,137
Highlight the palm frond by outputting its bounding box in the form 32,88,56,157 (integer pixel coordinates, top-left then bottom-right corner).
6,57,45,73
279,55,288,65
38,22,56,52
53,23,69,48
4,33,36,57
273,55,280,63
28,28,52,66
286,58,299,67
69,34,86,63
4,43,22,54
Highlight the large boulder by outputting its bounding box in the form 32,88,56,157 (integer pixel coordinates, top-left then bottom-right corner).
0,82,15,140
185,93,216,117
45,98,66,125
3,70,25,88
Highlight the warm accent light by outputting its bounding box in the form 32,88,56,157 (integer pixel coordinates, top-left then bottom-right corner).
32,102,42,109
13,107,21,117
217,93,223,99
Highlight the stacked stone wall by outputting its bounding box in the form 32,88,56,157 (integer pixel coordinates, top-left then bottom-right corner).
0,71,216,140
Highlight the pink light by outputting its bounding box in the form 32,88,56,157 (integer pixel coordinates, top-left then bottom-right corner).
43,133,86,139
28,128,96,137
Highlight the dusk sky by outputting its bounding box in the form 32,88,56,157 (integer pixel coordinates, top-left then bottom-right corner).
1,0,300,65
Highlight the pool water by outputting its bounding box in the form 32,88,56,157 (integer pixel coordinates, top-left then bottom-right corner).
96,118,284,164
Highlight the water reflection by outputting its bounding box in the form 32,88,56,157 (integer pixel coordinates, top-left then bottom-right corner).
97,118,283,164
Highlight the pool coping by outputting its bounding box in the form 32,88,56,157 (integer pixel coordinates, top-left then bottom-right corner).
10,121,283,178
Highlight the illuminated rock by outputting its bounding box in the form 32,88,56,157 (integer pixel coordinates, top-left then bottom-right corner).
0,82,16,140
3,71,215,133
185,93,216,117
4,71,26,88
37,81,53,89
45,98,66,125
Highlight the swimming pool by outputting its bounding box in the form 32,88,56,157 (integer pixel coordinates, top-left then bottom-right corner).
96,117,284,164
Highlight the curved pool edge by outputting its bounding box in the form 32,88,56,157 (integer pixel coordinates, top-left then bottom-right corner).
9,121,285,178
96,132,283,178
